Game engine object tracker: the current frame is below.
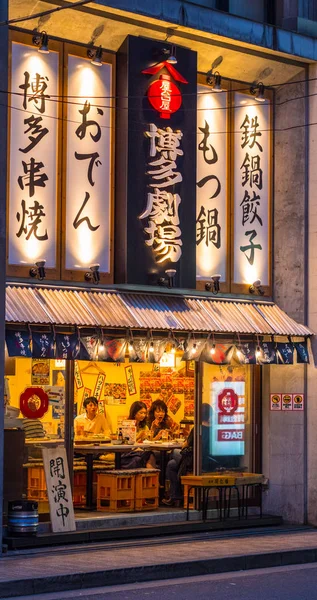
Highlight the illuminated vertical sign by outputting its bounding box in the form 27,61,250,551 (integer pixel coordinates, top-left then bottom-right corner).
196,84,227,281
8,42,58,268
65,55,112,273
211,381,246,456
233,93,270,287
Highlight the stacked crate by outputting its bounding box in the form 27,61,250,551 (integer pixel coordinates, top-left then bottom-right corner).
96,469,160,512
27,465,48,501
97,470,135,512
135,470,159,511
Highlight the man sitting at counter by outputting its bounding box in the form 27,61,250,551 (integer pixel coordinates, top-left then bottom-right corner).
74,396,112,438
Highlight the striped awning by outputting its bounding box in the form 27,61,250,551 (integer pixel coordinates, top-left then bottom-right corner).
5,283,312,338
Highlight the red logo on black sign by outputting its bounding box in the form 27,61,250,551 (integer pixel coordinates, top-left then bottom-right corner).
142,60,188,119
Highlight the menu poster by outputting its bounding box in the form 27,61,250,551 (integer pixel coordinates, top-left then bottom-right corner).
74,361,83,389
270,393,282,411
79,387,92,414
125,365,137,396
93,373,105,401
31,359,50,385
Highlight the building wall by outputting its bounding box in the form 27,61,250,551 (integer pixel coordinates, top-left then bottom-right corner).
308,62,317,525
262,72,307,522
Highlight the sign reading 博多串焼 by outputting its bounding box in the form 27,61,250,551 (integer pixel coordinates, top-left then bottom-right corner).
233,92,271,292
8,41,59,273
196,82,228,284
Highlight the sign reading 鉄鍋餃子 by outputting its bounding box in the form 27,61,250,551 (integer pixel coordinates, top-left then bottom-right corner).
196,83,228,284
233,92,271,292
115,36,197,288
64,52,112,279
8,41,59,272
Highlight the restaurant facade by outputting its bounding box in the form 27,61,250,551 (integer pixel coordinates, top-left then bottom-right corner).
1,0,316,546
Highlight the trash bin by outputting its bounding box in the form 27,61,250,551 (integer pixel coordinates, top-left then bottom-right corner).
7,500,39,536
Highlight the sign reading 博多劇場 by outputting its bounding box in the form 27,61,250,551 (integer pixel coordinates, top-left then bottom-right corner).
233,92,271,292
8,41,59,273
196,83,228,284
115,36,197,288
64,51,112,279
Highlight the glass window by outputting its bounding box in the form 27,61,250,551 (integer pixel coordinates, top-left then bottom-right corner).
201,363,252,473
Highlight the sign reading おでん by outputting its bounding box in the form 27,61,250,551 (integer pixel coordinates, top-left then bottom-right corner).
64,51,112,278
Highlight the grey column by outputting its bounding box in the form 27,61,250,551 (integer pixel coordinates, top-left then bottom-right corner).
0,0,8,554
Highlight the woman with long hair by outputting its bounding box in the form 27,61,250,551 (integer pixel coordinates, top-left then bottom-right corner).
121,401,156,469
148,399,177,441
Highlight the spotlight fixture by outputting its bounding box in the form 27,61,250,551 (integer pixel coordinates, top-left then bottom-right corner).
158,268,177,288
162,45,177,65
29,259,46,280
191,343,197,355
210,343,216,355
249,279,265,295
128,340,134,352
255,345,262,358
205,274,221,295
149,341,154,353
32,31,49,54
84,263,100,284
98,334,105,352
87,46,103,67
250,82,266,102
206,70,223,92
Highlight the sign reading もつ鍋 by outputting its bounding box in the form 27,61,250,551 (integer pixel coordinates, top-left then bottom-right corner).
233,93,271,290
9,42,59,272
196,83,227,283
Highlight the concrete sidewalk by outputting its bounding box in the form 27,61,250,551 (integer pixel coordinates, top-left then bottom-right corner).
1,526,317,598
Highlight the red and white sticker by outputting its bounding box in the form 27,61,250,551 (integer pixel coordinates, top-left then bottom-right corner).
282,394,292,411
292,393,304,411
270,394,282,411
217,429,245,442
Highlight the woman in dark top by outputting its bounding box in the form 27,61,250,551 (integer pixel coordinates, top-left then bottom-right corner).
148,399,177,441
120,401,156,469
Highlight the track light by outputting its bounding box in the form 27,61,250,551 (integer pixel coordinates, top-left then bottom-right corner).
250,82,266,102
29,259,46,280
32,31,49,54
205,274,221,295
158,268,177,288
249,279,265,295
206,70,223,92
87,46,103,67
84,263,100,284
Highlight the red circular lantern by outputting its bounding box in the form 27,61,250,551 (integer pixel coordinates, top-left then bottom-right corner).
147,74,182,119
20,387,49,419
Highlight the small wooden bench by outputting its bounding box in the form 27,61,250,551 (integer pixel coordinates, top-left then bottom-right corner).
181,473,264,521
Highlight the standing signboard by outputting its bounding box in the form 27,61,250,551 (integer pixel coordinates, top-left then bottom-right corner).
42,446,76,533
